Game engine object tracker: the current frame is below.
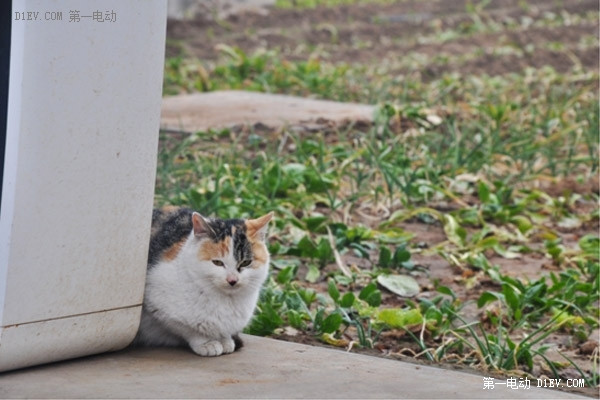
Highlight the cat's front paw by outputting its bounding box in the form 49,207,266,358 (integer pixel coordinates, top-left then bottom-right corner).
190,339,223,357
221,337,236,354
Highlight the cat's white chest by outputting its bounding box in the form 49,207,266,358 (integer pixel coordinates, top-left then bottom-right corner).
145,261,257,337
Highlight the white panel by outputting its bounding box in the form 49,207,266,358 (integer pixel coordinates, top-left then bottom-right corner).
0,0,167,370
0,307,141,372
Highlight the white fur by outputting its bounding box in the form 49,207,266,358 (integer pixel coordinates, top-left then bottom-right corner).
134,231,269,356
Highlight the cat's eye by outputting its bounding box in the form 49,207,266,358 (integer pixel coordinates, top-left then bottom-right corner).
211,259,224,267
238,259,252,270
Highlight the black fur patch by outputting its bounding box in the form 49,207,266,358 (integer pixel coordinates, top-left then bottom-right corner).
232,229,252,264
148,208,193,266
232,334,244,351
204,217,245,242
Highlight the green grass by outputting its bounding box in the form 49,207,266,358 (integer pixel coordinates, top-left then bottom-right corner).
158,41,599,385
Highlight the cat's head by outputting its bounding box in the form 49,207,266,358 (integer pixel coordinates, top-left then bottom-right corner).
187,212,273,294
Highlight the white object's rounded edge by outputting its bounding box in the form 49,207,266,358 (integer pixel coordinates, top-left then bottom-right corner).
0,0,26,325
0,306,142,373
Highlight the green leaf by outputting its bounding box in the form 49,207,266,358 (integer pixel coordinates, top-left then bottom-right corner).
392,246,411,266
316,238,333,264
514,308,522,321
320,313,343,334
424,307,442,325
304,170,335,193
510,215,533,234
359,283,382,307
478,181,491,204
314,308,324,328
345,226,374,242
350,242,371,259
437,285,457,300
320,332,349,347
334,274,354,286
303,216,328,233
553,309,586,328
245,303,283,336
297,235,317,257
284,291,309,313
477,291,502,308
377,274,420,297
476,236,499,250
269,258,289,270
506,335,516,351
522,348,534,371
374,228,415,244
298,288,317,307
493,244,522,259
328,279,340,303
579,235,599,260
502,284,521,315
340,292,356,308
443,214,466,246
286,310,305,329
276,265,297,284
378,246,392,268
375,308,423,329
305,264,320,283
545,239,563,261
268,241,283,255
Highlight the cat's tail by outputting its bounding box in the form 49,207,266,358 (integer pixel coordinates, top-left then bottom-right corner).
232,334,244,351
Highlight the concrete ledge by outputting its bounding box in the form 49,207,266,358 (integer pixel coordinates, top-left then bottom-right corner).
0,335,586,399
160,91,375,132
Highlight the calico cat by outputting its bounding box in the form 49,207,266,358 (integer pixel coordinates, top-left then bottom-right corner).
134,206,273,356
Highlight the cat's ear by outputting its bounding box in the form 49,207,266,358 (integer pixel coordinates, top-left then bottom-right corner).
246,212,273,241
192,212,213,238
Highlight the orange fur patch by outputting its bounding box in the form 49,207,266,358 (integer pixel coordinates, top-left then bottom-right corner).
160,205,181,214
250,240,268,266
245,212,273,238
246,224,260,238
198,237,231,261
163,239,185,261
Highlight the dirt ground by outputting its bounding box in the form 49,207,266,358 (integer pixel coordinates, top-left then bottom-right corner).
166,0,599,79
164,0,599,396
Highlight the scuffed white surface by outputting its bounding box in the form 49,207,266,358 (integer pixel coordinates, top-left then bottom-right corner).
0,0,167,371
0,307,141,372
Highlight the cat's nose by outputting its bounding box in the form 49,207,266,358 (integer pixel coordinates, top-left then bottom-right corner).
227,277,238,286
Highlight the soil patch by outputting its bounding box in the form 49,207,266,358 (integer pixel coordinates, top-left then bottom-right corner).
166,0,599,79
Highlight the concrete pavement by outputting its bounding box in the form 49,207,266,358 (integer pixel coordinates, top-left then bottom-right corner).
0,335,588,399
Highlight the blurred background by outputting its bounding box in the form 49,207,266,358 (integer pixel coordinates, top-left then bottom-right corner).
163,0,598,99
